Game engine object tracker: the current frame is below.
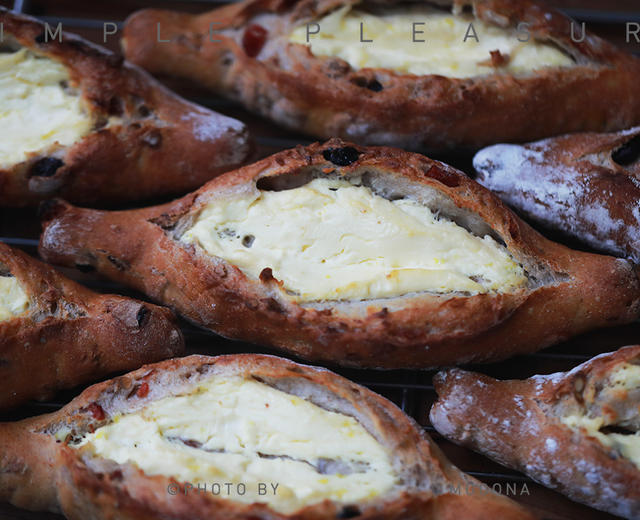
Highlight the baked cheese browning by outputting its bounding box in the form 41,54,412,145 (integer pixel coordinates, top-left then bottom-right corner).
0,47,93,167
561,363,640,468
74,376,398,513
181,178,527,301
289,6,574,79
0,273,29,322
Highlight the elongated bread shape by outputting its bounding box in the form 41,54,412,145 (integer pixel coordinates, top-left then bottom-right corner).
0,8,251,206
122,0,640,150
431,346,640,519
38,140,640,368
474,127,640,262
0,354,536,519
0,241,184,410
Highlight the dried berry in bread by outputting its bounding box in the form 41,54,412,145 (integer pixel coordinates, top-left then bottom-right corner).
474,126,640,262
122,0,640,151
38,140,640,368
0,8,250,207
431,346,640,519
0,241,184,410
0,353,536,519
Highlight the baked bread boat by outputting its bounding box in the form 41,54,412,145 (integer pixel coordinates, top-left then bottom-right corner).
431,345,640,519
122,0,640,151
474,126,640,262
38,140,640,368
0,353,536,519
0,8,250,207
0,241,184,410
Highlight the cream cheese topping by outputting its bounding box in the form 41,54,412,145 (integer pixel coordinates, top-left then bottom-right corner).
75,376,398,513
182,178,527,301
0,275,30,322
0,47,93,167
289,6,574,78
561,363,640,469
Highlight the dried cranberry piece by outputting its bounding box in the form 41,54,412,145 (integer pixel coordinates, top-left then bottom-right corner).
242,24,267,58
88,403,105,421
136,381,150,398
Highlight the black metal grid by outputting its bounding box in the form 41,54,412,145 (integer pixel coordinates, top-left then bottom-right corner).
2,1,640,518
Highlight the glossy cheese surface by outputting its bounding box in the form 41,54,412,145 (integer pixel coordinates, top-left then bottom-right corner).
289,6,574,78
0,275,29,322
182,178,527,301
561,363,640,468
76,376,398,513
0,48,92,167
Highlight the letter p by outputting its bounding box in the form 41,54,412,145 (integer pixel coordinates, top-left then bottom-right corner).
306,22,320,43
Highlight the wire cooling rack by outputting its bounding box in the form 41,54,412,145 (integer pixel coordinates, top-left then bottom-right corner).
1,1,640,518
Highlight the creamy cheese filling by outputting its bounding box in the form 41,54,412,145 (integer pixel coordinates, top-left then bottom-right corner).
289,6,574,78
75,376,398,513
561,363,640,469
0,47,93,167
0,274,30,322
182,178,526,301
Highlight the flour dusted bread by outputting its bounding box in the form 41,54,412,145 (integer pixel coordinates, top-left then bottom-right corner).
0,353,536,519
39,140,640,368
474,126,640,262
0,241,183,410
123,0,640,151
431,346,640,519
0,8,250,207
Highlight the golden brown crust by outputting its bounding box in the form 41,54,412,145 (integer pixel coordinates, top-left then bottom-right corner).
0,353,536,519
0,242,184,410
474,126,640,262
122,0,640,151
430,346,640,519
38,139,640,368
0,7,251,207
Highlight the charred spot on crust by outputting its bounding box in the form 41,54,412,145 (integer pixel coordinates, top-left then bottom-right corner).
105,96,123,116
265,297,284,314
74,263,95,273
600,424,636,435
612,134,640,166
30,157,64,178
366,79,383,92
137,104,151,117
34,32,47,44
322,147,361,167
107,255,130,271
352,77,383,92
150,212,180,231
136,306,149,328
242,234,255,248
338,505,361,518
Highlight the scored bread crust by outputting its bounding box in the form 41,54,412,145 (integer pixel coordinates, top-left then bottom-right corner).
0,353,536,519
38,139,640,369
0,8,251,207
474,126,640,262
430,346,640,519
0,241,184,410
122,0,640,151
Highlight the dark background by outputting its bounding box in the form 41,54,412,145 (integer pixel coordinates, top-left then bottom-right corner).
1,1,639,519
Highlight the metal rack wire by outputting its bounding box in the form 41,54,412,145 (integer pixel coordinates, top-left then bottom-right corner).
2,1,640,518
